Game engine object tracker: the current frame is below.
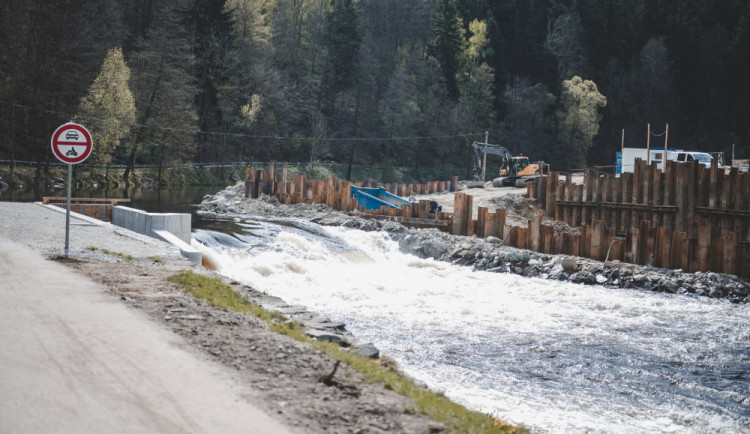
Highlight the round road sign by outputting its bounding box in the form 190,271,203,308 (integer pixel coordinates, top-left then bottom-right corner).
51,122,93,164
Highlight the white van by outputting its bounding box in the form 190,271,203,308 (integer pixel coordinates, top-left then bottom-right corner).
668,151,715,168
617,148,719,173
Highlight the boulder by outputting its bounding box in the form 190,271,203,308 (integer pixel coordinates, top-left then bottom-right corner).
561,257,578,273
354,344,380,359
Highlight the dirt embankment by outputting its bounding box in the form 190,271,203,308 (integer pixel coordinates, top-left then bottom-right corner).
65,258,447,433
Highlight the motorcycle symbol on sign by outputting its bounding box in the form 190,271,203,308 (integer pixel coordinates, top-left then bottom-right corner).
66,147,78,156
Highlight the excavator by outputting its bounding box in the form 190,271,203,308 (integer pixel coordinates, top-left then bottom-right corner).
471,141,547,188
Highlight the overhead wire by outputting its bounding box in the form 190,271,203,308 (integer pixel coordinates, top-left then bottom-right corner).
0,100,484,143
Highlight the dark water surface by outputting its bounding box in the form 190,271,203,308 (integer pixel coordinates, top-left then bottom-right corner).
0,185,223,228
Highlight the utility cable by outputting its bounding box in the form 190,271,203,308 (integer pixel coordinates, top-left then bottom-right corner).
0,100,484,143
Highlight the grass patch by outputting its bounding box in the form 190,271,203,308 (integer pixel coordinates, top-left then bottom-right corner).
168,270,526,434
167,270,302,335
148,256,165,264
86,246,134,262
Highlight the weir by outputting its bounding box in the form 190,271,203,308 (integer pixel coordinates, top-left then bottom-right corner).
112,206,201,264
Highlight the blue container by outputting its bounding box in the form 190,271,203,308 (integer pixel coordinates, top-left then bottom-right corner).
350,186,412,211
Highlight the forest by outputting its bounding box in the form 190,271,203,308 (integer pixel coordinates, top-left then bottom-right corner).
1,0,749,183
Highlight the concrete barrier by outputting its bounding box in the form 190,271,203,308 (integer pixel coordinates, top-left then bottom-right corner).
112,206,200,264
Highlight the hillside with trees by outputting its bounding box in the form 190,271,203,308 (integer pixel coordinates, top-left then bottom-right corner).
1,0,748,184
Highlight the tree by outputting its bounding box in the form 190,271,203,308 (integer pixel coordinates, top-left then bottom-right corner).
464,19,493,70
124,5,199,185
503,78,556,159
0,0,124,184
546,12,590,81
634,37,676,125
458,63,496,135
428,0,465,100
556,76,606,170
325,0,360,90
76,47,136,181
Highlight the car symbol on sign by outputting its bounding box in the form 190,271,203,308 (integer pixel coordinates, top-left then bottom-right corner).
66,131,79,140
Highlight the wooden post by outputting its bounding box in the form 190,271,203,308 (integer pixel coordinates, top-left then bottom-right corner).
495,209,506,240
516,227,528,249
670,232,685,270
710,237,724,273
543,225,554,254
580,225,590,258
656,226,672,268
626,228,639,264
546,172,557,217
581,171,590,226
281,162,288,193
530,212,542,252
686,161,697,237
267,160,275,181
484,211,497,239
709,158,718,208
722,230,737,275
697,218,711,272
477,207,488,238
253,170,263,198
675,163,685,233
452,192,472,236
640,220,653,265
527,183,536,200
554,231,564,254
591,220,603,261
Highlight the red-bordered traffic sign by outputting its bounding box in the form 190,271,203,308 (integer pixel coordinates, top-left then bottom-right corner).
51,122,93,164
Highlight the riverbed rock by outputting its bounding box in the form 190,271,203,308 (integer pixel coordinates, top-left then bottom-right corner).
570,271,597,285
354,344,380,359
422,241,448,258
561,257,578,273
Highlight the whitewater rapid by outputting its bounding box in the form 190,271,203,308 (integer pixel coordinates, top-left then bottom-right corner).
193,216,750,433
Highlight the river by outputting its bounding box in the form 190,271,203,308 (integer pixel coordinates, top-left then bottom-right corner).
193,214,750,433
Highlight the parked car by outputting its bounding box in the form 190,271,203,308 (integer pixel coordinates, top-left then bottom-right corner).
670,151,715,168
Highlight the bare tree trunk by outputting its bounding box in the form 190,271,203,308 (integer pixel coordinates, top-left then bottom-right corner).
123,144,138,186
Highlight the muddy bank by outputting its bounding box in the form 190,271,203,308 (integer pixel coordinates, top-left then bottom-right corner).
200,183,749,303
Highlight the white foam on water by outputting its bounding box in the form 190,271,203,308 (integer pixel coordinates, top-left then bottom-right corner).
197,224,750,433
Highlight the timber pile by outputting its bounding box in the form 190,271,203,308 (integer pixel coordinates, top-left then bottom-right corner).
245,160,749,278
529,158,750,277
245,162,457,231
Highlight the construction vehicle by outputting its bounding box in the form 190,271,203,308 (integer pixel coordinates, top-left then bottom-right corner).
472,142,547,188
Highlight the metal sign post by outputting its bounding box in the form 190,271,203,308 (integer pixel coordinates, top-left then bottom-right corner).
65,164,72,256
51,122,93,257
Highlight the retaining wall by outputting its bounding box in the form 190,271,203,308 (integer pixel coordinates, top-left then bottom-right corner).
112,206,200,263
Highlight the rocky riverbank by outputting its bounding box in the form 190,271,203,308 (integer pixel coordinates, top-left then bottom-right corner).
200,183,750,304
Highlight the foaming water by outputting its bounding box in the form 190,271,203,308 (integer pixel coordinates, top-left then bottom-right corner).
194,217,750,433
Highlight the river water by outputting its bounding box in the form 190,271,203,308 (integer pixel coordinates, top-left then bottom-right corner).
192,214,750,433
